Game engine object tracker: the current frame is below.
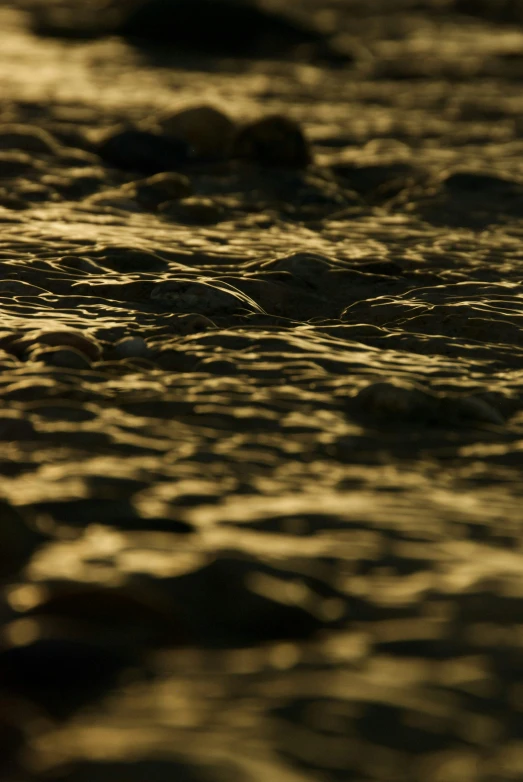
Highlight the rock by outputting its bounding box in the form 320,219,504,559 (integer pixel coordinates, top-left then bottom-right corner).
113,336,151,359
0,500,46,580
348,381,504,428
159,105,236,161
97,129,191,174
29,346,92,370
114,0,343,62
232,115,312,168
150,278,264,314
124,171,192,208
158,196,225,224
15,329,102,361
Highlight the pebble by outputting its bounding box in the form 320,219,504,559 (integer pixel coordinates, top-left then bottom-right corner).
29,346,92,370
232,115,312,168
150,279,261,314
349,381,504,427
158,196,225,224
159,104,236,161
113,336,151,359
115,0,330,59
15,329,102,362
124,171,192,209
265,251,333,287
0,499,46,580
97,129,191,174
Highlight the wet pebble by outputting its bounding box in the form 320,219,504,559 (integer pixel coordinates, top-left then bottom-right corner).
124,171,192,208
114,0,328,60
29,346,92,370
159,104,236,161
15,328,102,361
158,196,225,224
113,336,151,359
349,381,504,427
97,129,191,174
42,167,106,199
150,279,261,314
232,115,312,168
265,251,333,287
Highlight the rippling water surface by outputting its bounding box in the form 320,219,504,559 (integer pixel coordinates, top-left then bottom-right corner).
2,2,523,780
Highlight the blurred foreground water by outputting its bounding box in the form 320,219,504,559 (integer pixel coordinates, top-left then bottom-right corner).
1,2,523,780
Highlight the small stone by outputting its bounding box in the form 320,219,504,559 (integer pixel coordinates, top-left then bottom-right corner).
113,336,151,359
114,0,339,63
232,115,312,168
151,279,261,314
159,104,236,161
125,171,192,208
158,196,225,224
29,346,92,370
16,329,102,361
97,129,191,174
0,124,60,155
348,381,505,428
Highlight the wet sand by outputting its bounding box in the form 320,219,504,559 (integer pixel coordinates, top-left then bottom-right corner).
1,1,523,780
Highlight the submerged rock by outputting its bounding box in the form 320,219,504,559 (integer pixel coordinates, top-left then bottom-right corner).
115,0,351,63
125,171,192,208
233,115,312,168
158,196,225,224
97,129,191,174
159,104,236,162
28,0,353,64
348,381,504,428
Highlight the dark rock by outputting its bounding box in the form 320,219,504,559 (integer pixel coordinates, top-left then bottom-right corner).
232,115,312,168
127,171,192,208
159,105,236,162
97,129,191,174
114,0,350,63
158,196,225,224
